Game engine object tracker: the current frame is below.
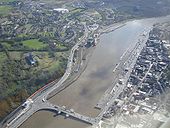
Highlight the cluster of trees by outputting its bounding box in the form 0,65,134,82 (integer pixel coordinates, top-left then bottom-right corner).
0,88,29,121
0,48,68,121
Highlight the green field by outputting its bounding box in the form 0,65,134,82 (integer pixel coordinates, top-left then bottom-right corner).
0,5,12,16
22,39,48,50
34,52,66,72
0,0,16,2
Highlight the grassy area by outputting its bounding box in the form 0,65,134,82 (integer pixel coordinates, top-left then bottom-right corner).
1,42,11,49
57,44,67,50
9,52,22,60
0,53,7,64
22,39,48,50
40,0,74,4
71,8,85,14
34,52,66,72
18,34,28,38
35,52,54,69
48,59,60,72
43,32,54,37
0,5,12,16
0,53,7,76
48,52,67,71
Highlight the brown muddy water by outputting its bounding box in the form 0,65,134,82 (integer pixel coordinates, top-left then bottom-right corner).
48,19,152,117
19,17,168,128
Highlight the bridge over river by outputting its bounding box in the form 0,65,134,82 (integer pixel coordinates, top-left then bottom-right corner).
6,100,99,128
40,102,99,125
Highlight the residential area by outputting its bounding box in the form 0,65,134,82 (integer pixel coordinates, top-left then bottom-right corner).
102,24,170,128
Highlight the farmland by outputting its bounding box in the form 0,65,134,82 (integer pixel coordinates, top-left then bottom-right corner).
22,39,48,50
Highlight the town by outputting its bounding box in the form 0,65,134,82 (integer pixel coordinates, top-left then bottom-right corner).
103,27,170,123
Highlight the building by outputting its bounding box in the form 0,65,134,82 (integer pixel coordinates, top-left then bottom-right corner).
53,8,69,13
86,37,95,47
25,53,36,65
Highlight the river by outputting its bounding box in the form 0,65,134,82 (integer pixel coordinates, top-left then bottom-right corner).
19,17,170,128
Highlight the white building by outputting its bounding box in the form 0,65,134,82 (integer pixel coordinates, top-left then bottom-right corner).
53,8,69,13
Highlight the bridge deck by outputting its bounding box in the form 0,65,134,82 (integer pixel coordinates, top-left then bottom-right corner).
43,102,98,125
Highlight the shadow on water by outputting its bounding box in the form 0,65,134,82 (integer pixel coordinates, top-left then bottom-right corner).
38,109,92,125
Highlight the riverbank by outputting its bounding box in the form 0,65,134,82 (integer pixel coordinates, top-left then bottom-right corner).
47,21,127,102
